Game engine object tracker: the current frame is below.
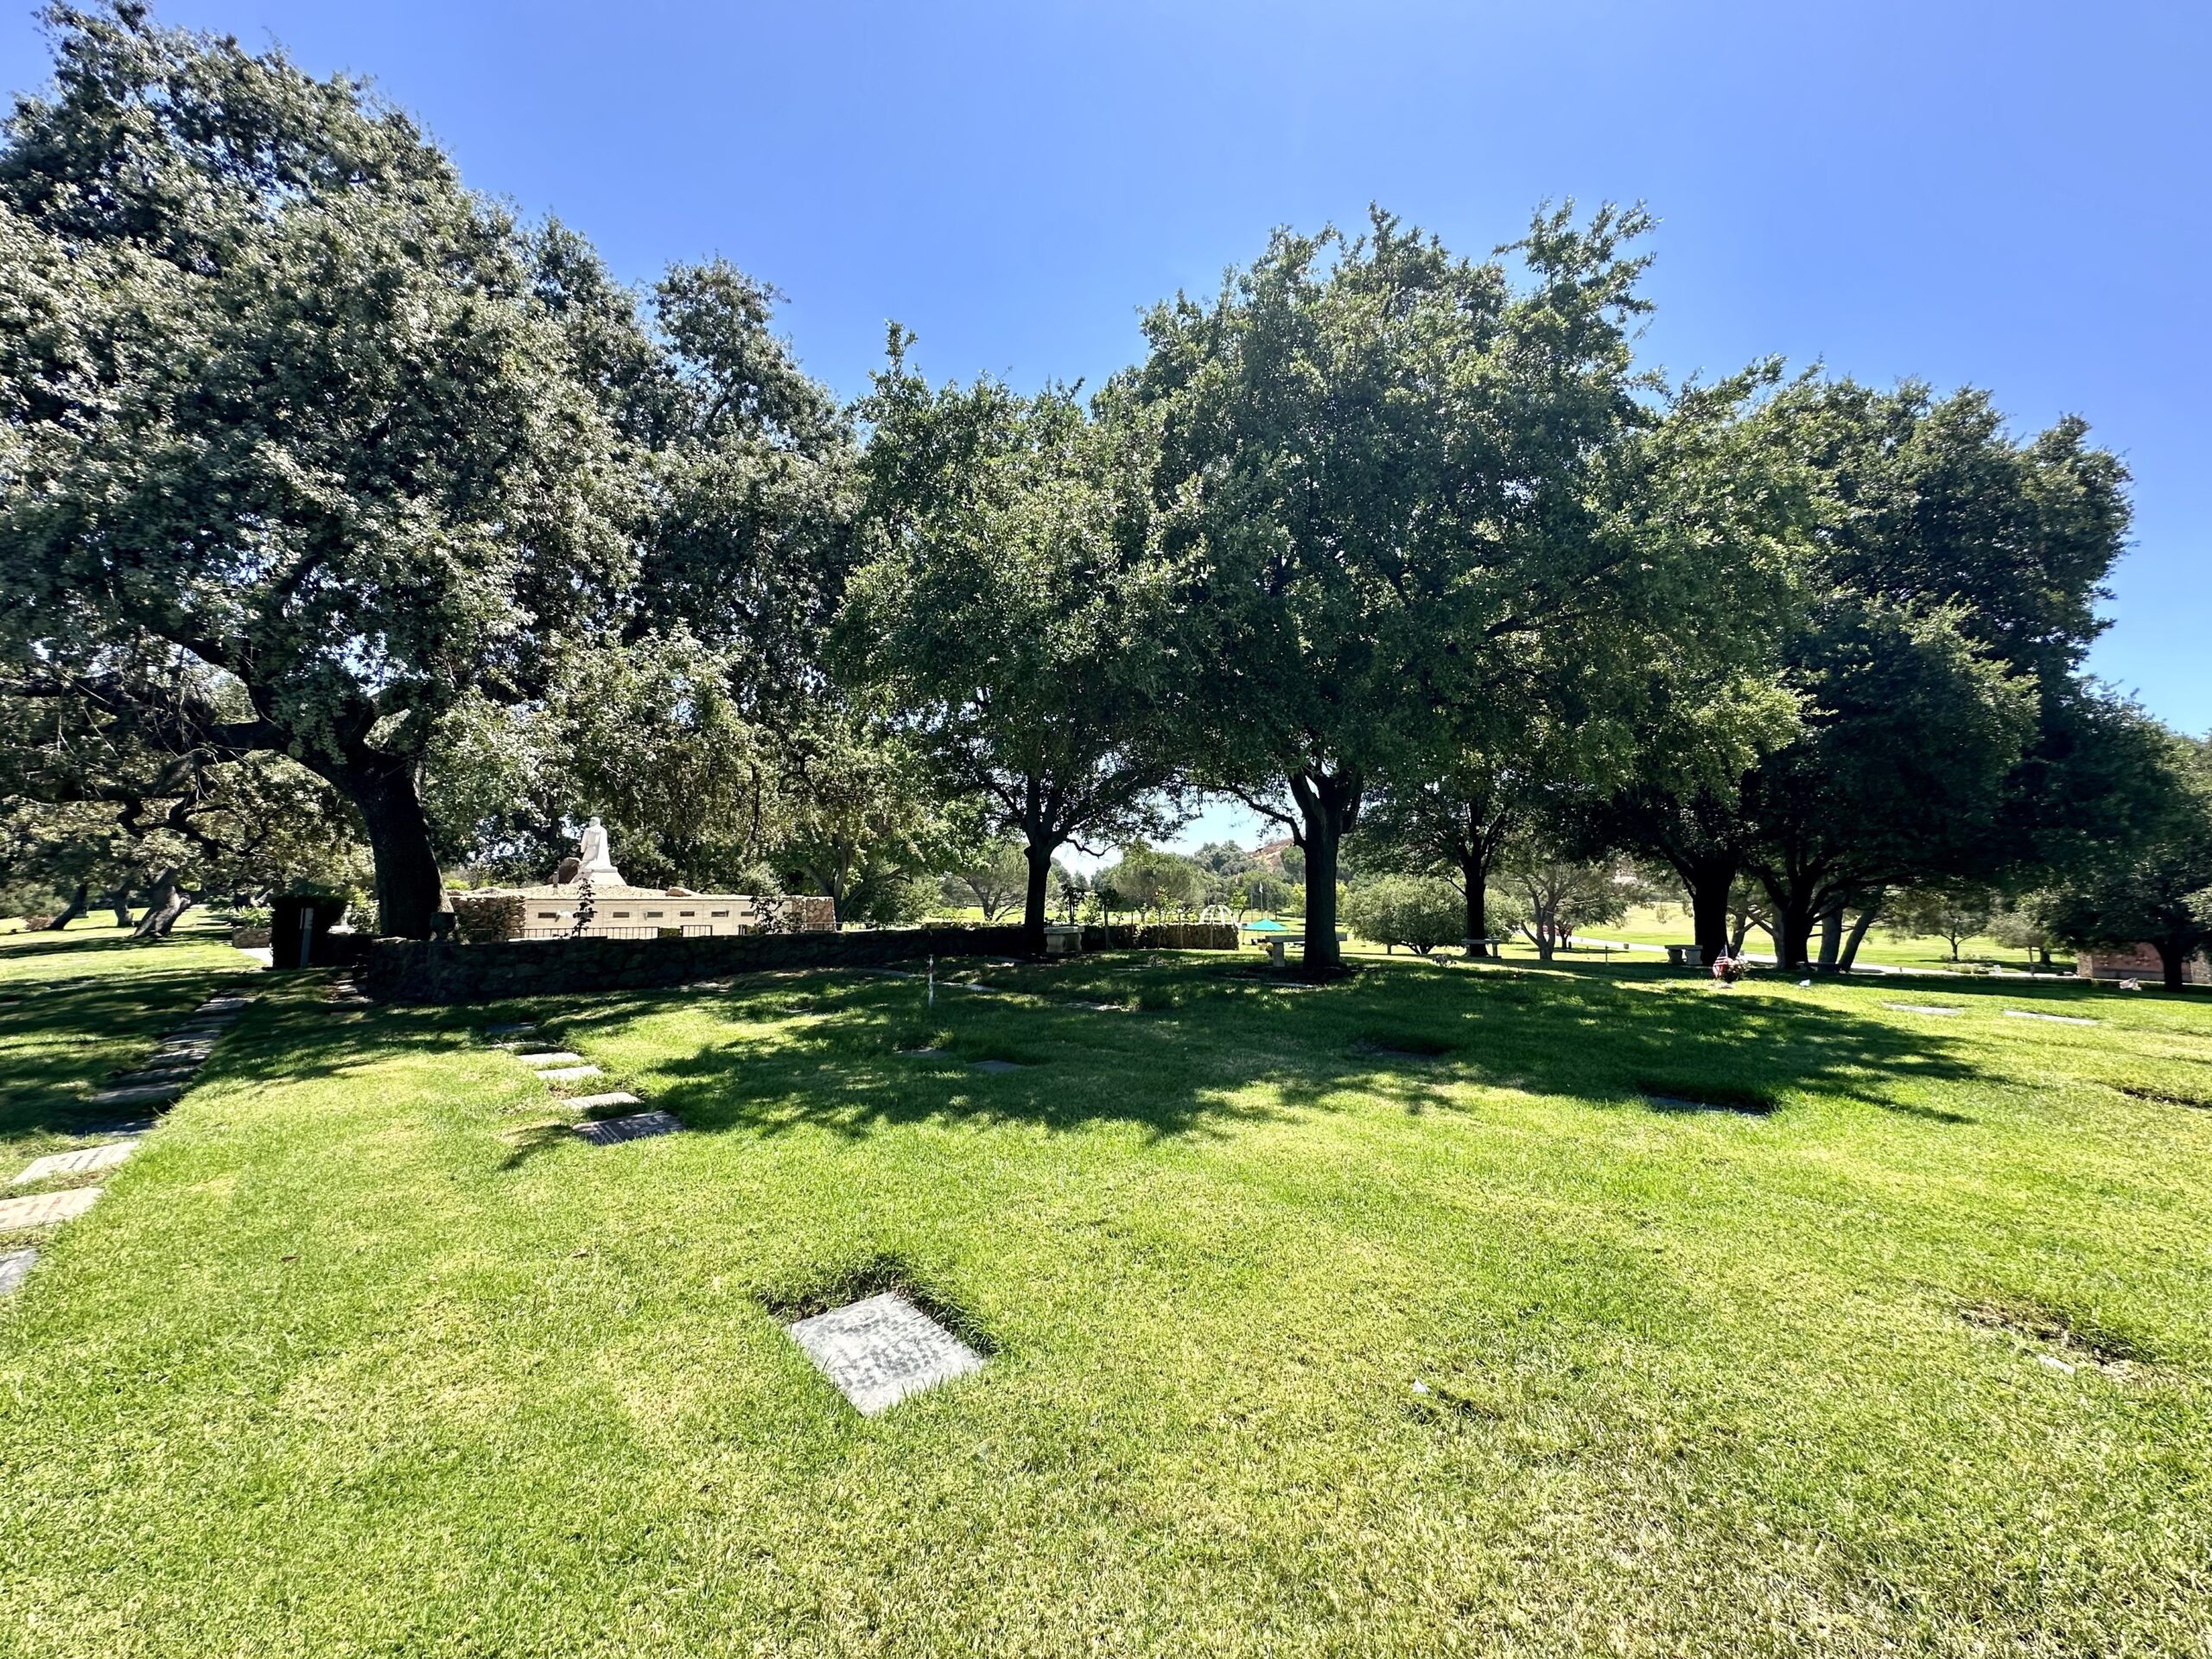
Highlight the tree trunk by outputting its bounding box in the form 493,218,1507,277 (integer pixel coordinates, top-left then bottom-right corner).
1683,863,1735,966
1838,893,1882,972
1816,898,1845,971
2156,940,2186,992
1768,884,1818,971
341,755,447,938
106,890,133,929
44,882,89,931
1290,768,1360,978
132,870,190,939
1020,839,1057,957
1460,850,1490,957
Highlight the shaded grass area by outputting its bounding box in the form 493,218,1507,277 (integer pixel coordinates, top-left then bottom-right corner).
0,921,260,1183
1,938,2209,1654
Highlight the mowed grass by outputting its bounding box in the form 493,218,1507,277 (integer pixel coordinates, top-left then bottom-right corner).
0,919,261,1187
2,934,2209,1655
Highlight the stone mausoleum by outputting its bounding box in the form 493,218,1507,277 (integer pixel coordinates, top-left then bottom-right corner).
452,818,834,941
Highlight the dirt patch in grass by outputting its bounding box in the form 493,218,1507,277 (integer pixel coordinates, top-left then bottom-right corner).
759,1255,997,1356
1635,1079,1776,1116
1961,1298,2143,1376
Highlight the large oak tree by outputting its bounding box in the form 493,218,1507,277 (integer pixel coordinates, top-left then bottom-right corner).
1131,207,1793,974
0,5,644,935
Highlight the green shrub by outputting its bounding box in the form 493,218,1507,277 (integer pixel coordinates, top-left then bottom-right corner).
1344,877,1464,956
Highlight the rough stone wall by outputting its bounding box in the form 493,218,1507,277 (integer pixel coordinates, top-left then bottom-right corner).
450,892,524,943
366,925,1033,1004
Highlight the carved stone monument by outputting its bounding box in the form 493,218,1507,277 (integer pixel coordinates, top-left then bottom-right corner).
574,816,623,887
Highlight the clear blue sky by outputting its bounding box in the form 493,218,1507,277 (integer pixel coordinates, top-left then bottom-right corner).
6,2,2205,854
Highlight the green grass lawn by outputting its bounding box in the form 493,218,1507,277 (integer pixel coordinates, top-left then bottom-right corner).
3,931,2209,1655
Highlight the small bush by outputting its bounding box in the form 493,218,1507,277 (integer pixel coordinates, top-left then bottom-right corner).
1344,877,1464,956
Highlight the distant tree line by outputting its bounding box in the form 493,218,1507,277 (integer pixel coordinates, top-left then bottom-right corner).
3,9,2205,983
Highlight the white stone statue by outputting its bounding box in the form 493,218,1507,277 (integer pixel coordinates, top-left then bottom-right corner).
575,815,624,887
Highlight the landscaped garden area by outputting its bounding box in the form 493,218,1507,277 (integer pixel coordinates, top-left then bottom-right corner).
4,925,2208,1655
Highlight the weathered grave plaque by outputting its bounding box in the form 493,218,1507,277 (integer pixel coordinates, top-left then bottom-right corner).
537,1065,602,1082
572,1110,681,1147
785,1290,983,1415
2003,1009,2096,1026
0,1248,34,1295
14,1142,136,1185
515,1051,583,1065
969,1058,1024,1074
0,1186,104,1229
1885,1003,1960,1016
485,1021,536,1037
88,1082,181,1109
565,1092,643,1111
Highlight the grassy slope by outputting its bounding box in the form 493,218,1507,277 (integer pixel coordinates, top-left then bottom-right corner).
1,935,2209,1655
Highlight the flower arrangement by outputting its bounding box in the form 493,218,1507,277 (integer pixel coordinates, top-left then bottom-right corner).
1710,954,1748,985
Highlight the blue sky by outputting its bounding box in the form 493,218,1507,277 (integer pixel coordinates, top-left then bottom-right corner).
5,1,2205,855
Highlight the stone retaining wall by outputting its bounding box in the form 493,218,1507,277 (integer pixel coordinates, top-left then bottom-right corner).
1082,923,1240,950
366,925,1033,1004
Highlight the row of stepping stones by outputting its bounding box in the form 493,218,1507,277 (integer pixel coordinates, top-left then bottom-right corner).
486,1020,683,1146
0,990,253,1297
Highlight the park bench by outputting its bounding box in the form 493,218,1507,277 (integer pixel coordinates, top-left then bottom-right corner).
1255,930,1348,966
1665,944,1704,967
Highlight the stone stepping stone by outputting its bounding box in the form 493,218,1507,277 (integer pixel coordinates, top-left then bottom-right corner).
14,1142,136,1185
969,1058,1025,1074
537,1065,602,1083
485,1021,536,1037
0,1248,35,1295
0,1186,103,1230
1885,1003,1961,1016
514,1051,583,1065
572,1109,682,1147
786,1291,984,1416
87,1081,182,1109
566,1092,643,1111
2004,1009,2097,1027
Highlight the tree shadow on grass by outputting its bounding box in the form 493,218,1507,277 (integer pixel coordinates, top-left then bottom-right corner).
13,953,2000,1159
0,957,265,1147
586,957,1990,1145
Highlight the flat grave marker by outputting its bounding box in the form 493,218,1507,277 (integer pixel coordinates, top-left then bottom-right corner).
573,1110,682,1146
1885,1003,1961,1016
537,1065,602,1082
566,1092,643,1111
0,1248,34,1295
969,1058,1025,1074
515,1051,583,1065
485,1021,537,1037
88,1081,182,1109
15,1142,136,1185
0,1186,104,1230
785,1291,985,1416
2004,1009,2098,1027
